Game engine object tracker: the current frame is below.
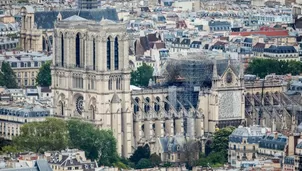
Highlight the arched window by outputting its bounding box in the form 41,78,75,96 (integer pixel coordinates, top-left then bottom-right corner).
61,33,64,67
59,101,64,116
164,96,169,112
116,77,119,90
76,33,81,67
144,97,150,113
93,38,96,70
114,37,119,70
90,105,95,120
154,97,160,112
107,37,111,70
134,97,140,114
108,78,112,90
42,36,46,51
48,36,53,51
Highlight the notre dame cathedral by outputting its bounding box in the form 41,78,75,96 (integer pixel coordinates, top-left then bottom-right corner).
52,14,288,158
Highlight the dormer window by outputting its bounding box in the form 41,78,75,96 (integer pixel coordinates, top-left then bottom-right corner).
168,145,172,151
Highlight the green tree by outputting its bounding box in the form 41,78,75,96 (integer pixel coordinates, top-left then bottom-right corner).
130,63,154,87
197,127,235,168
136,158,153,169
67,119,119,166
17,0,29,3
184,140,201,168
0,145,19,155
36,61,51,87
14,118,69,153
149,153,161,167
129,144,150,164
211,126,235,153
0,138,12,150
210,126,235,164
113,161,129,169
246,58,302,78
0,61,18,88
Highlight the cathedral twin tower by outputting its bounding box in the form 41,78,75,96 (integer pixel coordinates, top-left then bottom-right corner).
51,16,132,157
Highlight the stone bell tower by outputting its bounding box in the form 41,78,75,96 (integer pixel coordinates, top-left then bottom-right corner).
51,16,132,157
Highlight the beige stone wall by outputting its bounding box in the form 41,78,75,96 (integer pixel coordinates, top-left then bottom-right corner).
52,19,132,157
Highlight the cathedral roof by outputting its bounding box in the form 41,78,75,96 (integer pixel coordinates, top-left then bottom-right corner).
34,8,119,29
63,15,88,22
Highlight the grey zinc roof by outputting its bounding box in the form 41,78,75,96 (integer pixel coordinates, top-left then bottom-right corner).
0,168,38,171
1,160,52,171
36,160,53,171
229,126,267,144
0,105,50,118
264,45,297,53
297,141,302,149
34,8,119,29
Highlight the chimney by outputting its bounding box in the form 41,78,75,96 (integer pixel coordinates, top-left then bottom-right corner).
272,118,276,132
274,132,278,139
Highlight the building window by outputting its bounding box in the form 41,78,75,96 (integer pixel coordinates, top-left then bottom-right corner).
134,97,140,114
154,97,160,112
164,96,169,111
11,62,17,67
177,153,180,159
76,33,81,67
27,62,31,67
93,38,96,70
107,37,111,70
32,72,34,77
144,97,150,113
34,61,38,67
20,62,24,67
108,78,112,90
24,72,27,78
116,77,121,90
32,79,34,86
73,76,83,89
233,145,236,150
24,79,28,86
88,78,95,90
114,37,119,70
61,33,64,67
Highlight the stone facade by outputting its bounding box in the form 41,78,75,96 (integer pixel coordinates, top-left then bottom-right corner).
19,6,118,53
199,60,245,133
51,16,132,157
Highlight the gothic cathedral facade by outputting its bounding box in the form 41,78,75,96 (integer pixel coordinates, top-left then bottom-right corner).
51,16,133,157
199,59,245,133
